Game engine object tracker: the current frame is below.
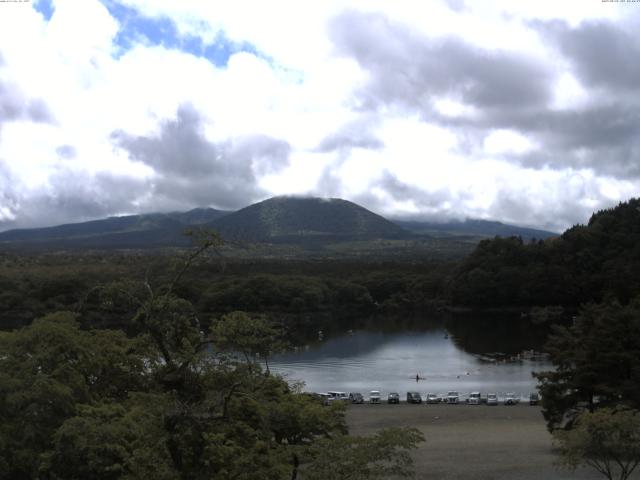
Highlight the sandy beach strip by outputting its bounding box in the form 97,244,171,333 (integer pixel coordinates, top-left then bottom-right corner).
346,403,638,480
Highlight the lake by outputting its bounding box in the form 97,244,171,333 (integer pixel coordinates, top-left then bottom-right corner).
270,316,554,399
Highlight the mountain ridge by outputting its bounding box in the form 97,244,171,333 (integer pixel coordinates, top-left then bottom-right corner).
205,196,408,242
0,197,557,251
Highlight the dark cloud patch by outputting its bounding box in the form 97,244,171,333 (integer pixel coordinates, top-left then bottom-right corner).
444,0,467,12
513,103,640,177
329,10,552,112
488,189,597,232
328,10,640,182
0,160,19,226
55,145,77,159
311,163,610,231
28,171,144,225
435,101,640,178
534,19,640,92
111,104,290,210
316,116,384,152
0,79,54,126
368,171,472,220
230,134,290,176
314,155,347,198
314,166,470,222
0,163,146,231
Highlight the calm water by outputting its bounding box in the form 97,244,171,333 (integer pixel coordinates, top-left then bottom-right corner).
270,317,553,399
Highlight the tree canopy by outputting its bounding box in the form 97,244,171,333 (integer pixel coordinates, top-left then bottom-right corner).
0,233,424,479
534,299,640,431
554,407,640,480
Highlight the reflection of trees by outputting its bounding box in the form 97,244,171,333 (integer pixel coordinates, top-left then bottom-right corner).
351,314,447,334
286,311,556,359
445,313,552,355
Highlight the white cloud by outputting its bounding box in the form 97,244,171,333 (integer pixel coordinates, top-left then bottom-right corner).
483,129,536,155
0,0,639,232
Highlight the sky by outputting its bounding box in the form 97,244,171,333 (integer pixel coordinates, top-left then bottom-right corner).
0,0,639,233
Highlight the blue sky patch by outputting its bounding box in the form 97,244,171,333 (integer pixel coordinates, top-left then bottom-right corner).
102,0,263,68
33,0,54,21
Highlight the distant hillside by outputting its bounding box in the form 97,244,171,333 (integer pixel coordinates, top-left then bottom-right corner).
394,218,557,240
0,208,229,247
207,197,409,242
450,198,640,308
0,196,560,254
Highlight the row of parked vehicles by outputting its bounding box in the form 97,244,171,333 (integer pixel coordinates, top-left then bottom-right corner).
318,391,540,406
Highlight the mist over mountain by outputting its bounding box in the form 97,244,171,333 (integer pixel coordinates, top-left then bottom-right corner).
394,218,557,241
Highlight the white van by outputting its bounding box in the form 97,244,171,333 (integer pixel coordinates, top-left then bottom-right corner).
327,391,348,403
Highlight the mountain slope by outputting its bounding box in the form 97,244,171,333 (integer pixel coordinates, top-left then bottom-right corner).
0,208,229,244
0,196,561,252
206,196,409,242
394,218,557,240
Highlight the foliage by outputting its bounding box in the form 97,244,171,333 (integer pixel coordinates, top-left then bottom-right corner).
0,231,424,479
450,198,640,308
534,299,640,431
0,254,453,335
43,396,176,480
554,408,640,480
0,312,149,479
300,427,425,480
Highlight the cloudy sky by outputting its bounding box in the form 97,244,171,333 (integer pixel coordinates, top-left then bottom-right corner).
0,0,639,233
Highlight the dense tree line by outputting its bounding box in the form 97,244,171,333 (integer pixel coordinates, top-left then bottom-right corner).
0,253,454,335
450,198,640,308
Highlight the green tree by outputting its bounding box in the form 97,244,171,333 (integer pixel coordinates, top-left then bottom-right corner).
210,310,286,373
1,230,425,479
0,312,147,479
554,408,640,480
300,427,425,480
43,396,177,480
534,299,640,431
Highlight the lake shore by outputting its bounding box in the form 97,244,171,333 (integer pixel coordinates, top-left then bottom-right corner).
346,403,633,480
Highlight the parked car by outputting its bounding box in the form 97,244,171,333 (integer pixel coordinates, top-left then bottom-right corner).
328,391,349,403
406,392,422,404
467,392,481,405
504,392,519,405
446,391,459,404
349,392,364,404
486,393,498,406
317,393,331,406
369,390,381,404
388,392,400,404
426,393,441,404
529,392,540,405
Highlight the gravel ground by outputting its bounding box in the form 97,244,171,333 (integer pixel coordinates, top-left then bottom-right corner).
346,403,639,480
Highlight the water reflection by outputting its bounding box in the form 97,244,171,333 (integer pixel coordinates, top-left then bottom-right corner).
270,315,553,398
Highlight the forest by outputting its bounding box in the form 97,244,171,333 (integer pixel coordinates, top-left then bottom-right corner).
3,199,640,336
1,199,640,478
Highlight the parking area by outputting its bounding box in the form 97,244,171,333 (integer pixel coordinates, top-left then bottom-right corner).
346,404,619,480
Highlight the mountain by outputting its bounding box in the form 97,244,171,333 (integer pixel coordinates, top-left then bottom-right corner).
394,218,557,240
206,196,408,242
0,208,229,248
0,196,557,253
